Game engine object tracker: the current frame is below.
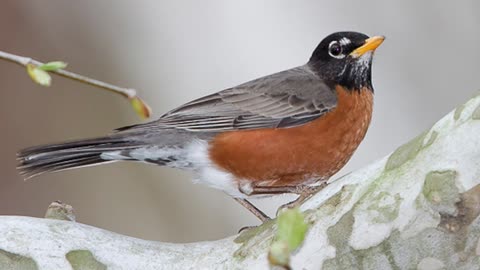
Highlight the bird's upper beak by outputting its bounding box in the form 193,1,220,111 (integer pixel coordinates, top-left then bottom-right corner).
350,36,385,57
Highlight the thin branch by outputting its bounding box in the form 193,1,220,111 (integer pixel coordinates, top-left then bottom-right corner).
0,50,136,98
0,50,151,118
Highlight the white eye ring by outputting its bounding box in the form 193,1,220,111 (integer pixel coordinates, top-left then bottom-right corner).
328,41,345,59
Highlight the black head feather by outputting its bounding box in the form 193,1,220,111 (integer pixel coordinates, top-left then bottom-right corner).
308,31,379,91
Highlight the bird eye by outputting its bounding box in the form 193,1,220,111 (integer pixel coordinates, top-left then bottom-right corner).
328,41,344,59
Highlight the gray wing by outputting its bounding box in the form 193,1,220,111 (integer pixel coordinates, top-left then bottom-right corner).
121,65,337,133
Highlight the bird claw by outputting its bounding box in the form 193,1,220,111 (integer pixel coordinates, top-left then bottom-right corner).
276,182,327,217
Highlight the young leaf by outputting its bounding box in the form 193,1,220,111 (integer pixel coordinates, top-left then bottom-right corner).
26,64,52,87
268,208,309,268
268,241,290,267
276,208,308,252
39,61,68,71
130,96,152,119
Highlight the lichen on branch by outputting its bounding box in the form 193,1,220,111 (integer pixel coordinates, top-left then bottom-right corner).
0,92,480,269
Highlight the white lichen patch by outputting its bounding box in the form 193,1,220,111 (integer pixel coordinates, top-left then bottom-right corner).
476,237,480,256
0,216,242,270
348,192,402,249
400,195,439,239
417,257,445,270
292,158,387,268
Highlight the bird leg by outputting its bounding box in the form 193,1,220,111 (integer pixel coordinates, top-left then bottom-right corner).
247,185,299,195
234,182,327,222
233,198,271,222
277,182,328,216
234,185,298,224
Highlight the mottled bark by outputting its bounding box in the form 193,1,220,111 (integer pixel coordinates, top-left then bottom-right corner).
1,93,480,269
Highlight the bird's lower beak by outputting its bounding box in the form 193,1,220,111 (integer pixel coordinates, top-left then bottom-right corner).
350,36,385,57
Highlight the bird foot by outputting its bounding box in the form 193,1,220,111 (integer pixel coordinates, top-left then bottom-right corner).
276,182,327,217
238,224,259,234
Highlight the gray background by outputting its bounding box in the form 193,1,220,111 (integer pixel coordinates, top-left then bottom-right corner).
0,1,478,242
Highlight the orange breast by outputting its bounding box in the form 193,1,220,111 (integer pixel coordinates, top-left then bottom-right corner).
208,86,373,187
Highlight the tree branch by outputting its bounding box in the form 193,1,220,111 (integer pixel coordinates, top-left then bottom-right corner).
1,93,480,269
0,50,151,118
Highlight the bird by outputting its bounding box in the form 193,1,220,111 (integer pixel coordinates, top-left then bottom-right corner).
17,31,384,222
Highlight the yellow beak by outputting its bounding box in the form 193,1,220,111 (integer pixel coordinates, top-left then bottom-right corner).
350,36,385,57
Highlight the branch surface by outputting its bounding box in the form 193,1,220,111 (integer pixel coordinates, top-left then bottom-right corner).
1,93,480,269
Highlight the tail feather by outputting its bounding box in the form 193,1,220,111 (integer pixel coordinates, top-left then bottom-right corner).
17,136,141,179
19,155,108,179
19,137,125,156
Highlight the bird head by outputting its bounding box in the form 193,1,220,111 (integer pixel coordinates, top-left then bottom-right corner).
309,31,385,91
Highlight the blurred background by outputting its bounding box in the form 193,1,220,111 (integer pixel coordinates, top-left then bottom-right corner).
0,1,479,243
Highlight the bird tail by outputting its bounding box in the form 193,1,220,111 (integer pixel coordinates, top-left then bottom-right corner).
17,136,140,180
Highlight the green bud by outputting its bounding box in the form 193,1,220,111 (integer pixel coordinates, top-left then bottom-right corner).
39,61,68,71
276,208,308,252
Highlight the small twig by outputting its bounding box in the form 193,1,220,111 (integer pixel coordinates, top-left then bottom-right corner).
0,50,136,98
0,50,151,118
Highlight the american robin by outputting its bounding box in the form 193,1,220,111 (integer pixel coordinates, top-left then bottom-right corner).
18,31,384,222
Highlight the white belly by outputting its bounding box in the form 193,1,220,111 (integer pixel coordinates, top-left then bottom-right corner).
101,139,246,198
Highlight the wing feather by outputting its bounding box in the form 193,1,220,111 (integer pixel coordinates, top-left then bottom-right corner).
118,65,337,133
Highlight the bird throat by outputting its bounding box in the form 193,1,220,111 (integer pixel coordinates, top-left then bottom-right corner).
338,52,374,92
